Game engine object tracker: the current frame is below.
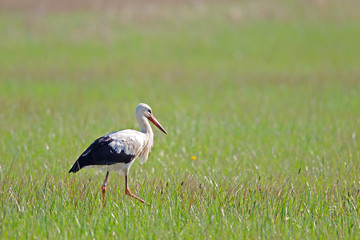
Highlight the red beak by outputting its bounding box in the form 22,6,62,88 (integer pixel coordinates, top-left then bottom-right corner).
148,114,167,135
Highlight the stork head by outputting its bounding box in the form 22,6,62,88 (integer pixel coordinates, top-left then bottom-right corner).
136,103,167,135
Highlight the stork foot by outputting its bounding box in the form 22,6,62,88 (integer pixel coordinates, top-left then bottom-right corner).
125,189,148,205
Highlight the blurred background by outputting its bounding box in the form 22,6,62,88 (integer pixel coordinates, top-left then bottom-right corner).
0,0,359,177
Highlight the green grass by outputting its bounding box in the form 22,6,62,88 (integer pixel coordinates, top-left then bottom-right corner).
1,1,360,239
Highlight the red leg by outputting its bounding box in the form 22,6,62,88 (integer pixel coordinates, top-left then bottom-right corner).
102,171,110,201
125,174,147,204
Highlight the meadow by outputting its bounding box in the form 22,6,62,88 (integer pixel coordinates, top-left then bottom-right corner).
1,0,360,238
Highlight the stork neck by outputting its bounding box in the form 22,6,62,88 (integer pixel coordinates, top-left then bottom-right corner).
137,116,154,136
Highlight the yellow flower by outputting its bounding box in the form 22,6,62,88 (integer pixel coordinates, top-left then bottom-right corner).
191,156,197,160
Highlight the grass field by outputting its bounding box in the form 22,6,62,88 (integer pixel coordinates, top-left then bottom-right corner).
1,0,360,238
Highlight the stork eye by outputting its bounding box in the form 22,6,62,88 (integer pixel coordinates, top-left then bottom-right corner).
148,109,152,114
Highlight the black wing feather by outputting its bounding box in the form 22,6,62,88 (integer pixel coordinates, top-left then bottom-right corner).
69,135,135,173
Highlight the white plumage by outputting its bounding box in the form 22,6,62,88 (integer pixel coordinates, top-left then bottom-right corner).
106,129,151,164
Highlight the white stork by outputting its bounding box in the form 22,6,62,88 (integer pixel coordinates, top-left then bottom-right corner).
69,103,167,203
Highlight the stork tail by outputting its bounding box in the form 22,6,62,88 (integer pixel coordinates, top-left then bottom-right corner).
68,160,82,173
